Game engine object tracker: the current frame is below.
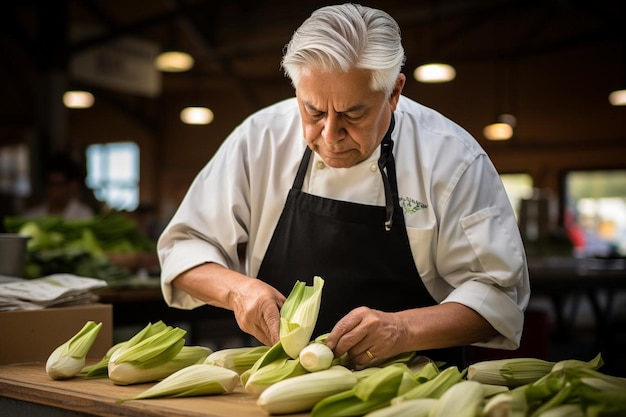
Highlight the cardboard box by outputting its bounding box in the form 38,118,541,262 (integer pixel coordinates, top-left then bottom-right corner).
0,303,112,365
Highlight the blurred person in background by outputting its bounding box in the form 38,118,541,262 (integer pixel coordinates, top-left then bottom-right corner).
21,153,96,220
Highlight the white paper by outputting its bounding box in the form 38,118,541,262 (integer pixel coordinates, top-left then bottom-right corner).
0,274,108,311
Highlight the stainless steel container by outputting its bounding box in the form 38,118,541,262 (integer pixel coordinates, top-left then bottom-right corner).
0,233,30,278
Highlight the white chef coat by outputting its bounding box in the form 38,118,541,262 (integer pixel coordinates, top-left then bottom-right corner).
158,95,530,350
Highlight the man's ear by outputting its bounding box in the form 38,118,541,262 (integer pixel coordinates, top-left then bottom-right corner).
389,73,406,110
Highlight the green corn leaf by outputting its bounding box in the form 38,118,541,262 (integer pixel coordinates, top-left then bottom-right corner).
279,276,324,359
116,364,240,403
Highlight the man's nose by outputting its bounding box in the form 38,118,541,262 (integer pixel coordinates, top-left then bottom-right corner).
322,115,345,144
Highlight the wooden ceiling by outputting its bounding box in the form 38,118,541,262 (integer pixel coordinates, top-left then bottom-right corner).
1,0,624,146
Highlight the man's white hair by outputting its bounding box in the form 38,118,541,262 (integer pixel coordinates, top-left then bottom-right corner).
281,3,406,96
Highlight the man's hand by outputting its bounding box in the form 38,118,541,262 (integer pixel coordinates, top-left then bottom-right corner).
171,263,286,346
325,307,406,366
324,303,498,366
229,278,286,346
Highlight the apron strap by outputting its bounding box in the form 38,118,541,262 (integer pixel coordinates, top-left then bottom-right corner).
293,146,312,191
378,115,397,231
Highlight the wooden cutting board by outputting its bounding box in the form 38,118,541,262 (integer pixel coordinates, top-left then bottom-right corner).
0,361,310,417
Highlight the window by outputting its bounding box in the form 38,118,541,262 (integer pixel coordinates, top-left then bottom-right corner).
565,170,626,257
86,142,139,211
500,173,534,220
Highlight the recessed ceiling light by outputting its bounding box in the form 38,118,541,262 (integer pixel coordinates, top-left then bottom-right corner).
413,63,456,83
155,51,194,72
63,91,95,109
180,107,214,125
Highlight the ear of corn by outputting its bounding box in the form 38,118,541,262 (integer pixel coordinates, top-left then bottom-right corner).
391,365,464,405
257,365,357,415
467,358,554,388
244,357,309,395
525,365,626,417
108,324,188,385
299,342,334,372
203,345,270,374
116,364,240,403
108,344,210,386
311,363,415,417
363,398,438,417
46,321,103,380
427,380,484,417
279,276,324,359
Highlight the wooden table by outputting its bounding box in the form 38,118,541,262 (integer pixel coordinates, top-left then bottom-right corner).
0,362,309,417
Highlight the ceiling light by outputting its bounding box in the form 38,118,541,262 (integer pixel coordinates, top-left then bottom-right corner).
180,107,214,125
608,89,626,106
63,91,94,109
155,51,194,72
484,122,513,141
413,63,456,83
483,113,516,141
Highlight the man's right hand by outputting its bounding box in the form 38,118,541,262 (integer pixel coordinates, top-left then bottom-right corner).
171,263,286,346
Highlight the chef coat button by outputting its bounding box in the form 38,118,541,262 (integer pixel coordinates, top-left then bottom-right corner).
370,163,378,172
316,161,326,169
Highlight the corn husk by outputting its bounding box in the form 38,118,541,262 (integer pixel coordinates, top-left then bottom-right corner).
551,352,603,373
46,321,103,380
310,363,417,417
108,322,187,385
467,357,554,388
240,341,288,387
363,398,438,417
116,364,239,403
203,345,270,374
80,341,127,378
244,356,309,395
257,365,358,415
279,276,324,359
427,380,484,417
391,365,465,404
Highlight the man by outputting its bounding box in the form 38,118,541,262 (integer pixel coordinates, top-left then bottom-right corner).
158,3,530,368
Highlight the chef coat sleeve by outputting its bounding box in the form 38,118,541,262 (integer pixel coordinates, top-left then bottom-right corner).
435,154,531,350
157,127,251,309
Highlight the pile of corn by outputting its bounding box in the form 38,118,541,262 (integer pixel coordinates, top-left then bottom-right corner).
46,276,626,416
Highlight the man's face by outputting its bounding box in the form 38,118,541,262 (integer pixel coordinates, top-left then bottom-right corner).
296,68,405,168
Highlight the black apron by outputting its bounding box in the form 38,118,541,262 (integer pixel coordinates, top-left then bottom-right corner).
256,116,464,368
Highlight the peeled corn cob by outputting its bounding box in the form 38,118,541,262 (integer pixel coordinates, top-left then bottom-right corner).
299,342,334,372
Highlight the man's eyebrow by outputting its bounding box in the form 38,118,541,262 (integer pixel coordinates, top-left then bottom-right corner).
304,101,367,114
